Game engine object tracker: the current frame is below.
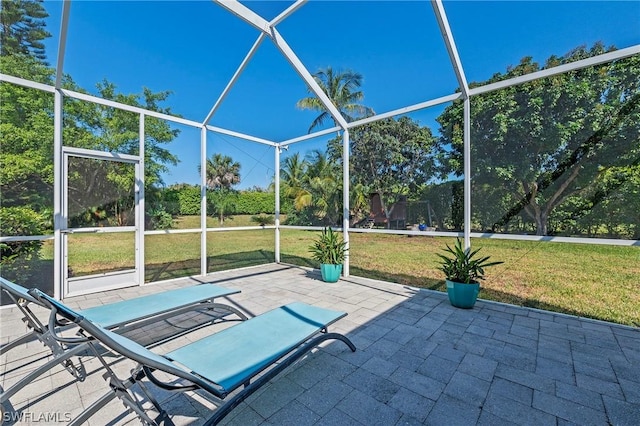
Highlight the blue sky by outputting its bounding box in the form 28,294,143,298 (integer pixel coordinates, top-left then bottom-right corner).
42,1,640,189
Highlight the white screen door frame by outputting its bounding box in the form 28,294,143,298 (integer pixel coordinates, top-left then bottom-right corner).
62,147,142,297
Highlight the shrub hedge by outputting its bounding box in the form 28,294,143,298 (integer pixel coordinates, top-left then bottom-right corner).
163,185,293,216
0,206,47,282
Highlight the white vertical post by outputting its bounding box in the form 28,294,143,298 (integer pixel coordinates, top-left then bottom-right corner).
201,127,208,276
138,113,145,286
463,98,471,249
342,130,350,277
274,145,281,263
53,89,63,299
53,0,70,296
432,0,471,249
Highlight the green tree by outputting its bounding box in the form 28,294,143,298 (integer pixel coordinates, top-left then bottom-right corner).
1,58,180,219
296,67,374,133
0,0,50,60
436,43,640,236
349,116,437,228
305,149,342,225
419,180,464,231
1,0,180,217
294,66,378,225
59,81,179,227
279,150,343,226
560,163,640,238
280,152,312,211
0,206,47,281
1,3,54,282
0,54,55,215
203,153,241,224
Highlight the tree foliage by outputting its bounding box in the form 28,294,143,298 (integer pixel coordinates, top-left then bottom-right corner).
349,116,437,228
203,153,241,190
0,54,55,215
0,206,47,281
0,0,50,60
296,67,374,133
1,3,181,243
436,43,640,236
280,150,344,226
202,153,241,224
280,153,311,211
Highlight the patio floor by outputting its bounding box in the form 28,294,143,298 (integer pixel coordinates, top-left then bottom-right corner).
1,263,639,425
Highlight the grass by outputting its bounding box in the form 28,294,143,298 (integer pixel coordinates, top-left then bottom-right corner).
279,230,640,327
36,215,639,326
173,214,284,229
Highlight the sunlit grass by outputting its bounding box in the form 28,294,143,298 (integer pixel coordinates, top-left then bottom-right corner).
66,233,135,276
281,231,640,327
174,214,285,229
38,216,639,326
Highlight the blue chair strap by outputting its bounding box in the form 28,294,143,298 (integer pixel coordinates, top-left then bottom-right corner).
166,302,347,392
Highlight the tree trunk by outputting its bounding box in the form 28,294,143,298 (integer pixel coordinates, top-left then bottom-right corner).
383,203,395,229
535,212,548,236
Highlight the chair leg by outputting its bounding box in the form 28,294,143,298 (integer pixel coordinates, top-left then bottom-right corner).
203,332,356,425
68,390,117,426
0,393,18,425
0,332,37,356
133,366,164,414
0,343,88,403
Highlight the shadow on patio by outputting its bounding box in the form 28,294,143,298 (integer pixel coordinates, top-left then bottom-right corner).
1,263,638,425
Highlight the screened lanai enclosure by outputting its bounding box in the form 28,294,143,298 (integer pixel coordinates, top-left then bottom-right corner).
1,0,639,323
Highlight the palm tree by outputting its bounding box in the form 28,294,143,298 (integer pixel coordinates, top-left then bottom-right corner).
297,67,374,133
305,150,343,225
202,153,240,224
280,153,312,211
204,153,240,190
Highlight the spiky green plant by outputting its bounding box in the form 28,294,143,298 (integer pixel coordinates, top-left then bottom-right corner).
309,227,347,265
436,238,503,283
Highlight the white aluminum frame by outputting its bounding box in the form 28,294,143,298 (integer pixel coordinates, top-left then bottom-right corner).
432,0,472,249
61,147,141,297
275,145,281,263
1,0,638,301
201,126,208,276
138,114,146,287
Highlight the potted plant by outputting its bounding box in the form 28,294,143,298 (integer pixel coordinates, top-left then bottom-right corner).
309,227,347,283
436,238,503,308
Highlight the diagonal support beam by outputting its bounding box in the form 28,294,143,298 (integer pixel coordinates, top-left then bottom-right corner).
213,0,348,130
213,0,271,33
270,28,349,130
55,0,71,89
202,33,266,125
270,0,307,27
431,0,472,249
431,0,469,97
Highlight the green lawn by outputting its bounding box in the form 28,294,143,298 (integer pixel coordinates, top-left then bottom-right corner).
278,230,639,326
38,215,639,326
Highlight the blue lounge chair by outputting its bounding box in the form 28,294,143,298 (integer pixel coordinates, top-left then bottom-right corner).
29,288,356,425
0,277,246,405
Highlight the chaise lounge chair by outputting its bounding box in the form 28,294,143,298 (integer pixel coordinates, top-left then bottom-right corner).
0,277,246,406
29,288,356,425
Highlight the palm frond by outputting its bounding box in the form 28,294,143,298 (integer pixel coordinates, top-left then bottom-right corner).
436,238,503,283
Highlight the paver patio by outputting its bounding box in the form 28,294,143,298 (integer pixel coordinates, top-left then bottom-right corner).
1,263,639,425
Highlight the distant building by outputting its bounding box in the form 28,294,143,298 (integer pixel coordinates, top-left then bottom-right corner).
367,193,407,229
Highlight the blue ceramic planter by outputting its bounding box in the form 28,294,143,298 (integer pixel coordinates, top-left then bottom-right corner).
320,264,342,283
446,279,479,308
